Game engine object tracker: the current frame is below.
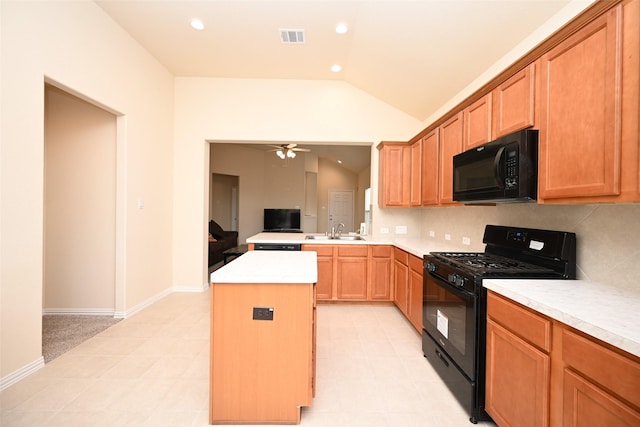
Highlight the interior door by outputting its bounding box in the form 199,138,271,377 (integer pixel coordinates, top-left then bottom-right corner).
328,190,354,233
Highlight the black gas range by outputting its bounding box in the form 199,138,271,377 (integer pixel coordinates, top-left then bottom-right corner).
422,225,576,423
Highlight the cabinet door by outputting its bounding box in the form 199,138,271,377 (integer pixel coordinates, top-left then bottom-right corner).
336,246,368,300
492,63,536,138
408,255,423,333
304,245,334,300
538,6,623,200
337,257,367,299
370,246,392,300
563,368,640,426
410,140,422,206
439,112,463,204
464,94,492,150
486,318,550,427
394,260,408,315
421,129,439,206
378,143,410,207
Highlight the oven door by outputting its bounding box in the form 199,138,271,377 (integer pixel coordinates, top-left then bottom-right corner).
422,272,477,379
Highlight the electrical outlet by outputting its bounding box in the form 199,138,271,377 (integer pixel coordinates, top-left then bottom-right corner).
395,225,407,234
462,237,471,245
380,227,389,234
429,230,435,237
253,307,274,321
445,233,451,241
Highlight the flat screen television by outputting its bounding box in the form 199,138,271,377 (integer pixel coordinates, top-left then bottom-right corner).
263,208,302,232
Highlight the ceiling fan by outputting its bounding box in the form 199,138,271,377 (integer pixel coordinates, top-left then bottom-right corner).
267,143,310,159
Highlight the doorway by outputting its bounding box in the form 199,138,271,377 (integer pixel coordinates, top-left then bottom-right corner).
328,190,354,233
43,84,117,316
210,173,239,232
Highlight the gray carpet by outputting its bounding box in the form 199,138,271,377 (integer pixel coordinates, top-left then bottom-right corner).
42,315,122,363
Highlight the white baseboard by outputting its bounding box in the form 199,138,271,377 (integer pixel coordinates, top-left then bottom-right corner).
115,287,174,319
172,284,209,293
0,357,44,392
42,308,116,316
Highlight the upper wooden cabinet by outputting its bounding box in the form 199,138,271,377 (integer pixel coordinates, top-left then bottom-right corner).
538,1,639,203
492,63,536,138
410,140,422,206
377,142,411,207
438,112,464,205
421,129,440,206
464,93,492,150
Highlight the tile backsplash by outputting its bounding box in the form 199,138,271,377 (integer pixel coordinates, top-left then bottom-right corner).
375,203,640,291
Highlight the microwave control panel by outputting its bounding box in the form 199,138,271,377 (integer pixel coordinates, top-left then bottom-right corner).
505,147,518,188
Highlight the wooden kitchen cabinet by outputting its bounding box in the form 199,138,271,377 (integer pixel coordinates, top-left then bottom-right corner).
486,290,640,427
336,245,368,300
393,248,423,334
377,142,411,207
410,140,422,206
408,254,423,333
538,2,640,203
303,244,392,302
438,112,463,205
370,245,393,300
464,93,492,150
492,63,536,138
420,129,439,206
393,248,409,315
486,292,551,427
303,245,334,300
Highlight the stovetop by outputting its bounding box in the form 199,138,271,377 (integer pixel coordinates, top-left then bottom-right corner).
430,252,556,276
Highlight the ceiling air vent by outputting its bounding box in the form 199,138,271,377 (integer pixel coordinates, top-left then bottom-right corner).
279,29,305,44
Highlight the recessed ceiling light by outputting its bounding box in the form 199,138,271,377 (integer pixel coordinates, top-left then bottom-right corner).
335,23,348,34
190,19,205,30
331,64,342,73
337,160,343,164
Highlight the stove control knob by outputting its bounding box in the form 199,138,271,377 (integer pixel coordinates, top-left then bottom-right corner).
424,262,437,272
448,273,458,284
455,276,467,287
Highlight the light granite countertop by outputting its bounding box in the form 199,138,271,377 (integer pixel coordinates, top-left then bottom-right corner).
210,250,317,284
483,279,640,358
246,233,461,259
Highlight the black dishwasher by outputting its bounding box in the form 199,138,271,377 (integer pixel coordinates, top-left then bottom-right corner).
253,243,301,251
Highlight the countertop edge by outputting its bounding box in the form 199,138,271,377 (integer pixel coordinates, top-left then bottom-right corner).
484,279,640,358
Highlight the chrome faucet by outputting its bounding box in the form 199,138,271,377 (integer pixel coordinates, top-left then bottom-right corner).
334,223,345,239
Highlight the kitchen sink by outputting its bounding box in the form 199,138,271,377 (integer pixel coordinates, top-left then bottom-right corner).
304,234,364,241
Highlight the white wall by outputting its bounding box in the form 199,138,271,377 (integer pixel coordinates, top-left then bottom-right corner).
44,85,116,312
1,0,173,381
174,77,421,288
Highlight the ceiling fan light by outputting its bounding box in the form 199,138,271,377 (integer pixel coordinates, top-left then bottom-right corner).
276,150,285,159
287,150,296,158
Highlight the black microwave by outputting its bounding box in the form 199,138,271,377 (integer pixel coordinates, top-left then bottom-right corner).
453,129,538,203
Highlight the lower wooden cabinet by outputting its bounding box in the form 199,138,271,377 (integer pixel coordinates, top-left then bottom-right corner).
486,291,640,426
393,247,423,334
303,244,392,302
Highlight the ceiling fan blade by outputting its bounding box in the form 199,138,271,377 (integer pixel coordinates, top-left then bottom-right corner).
292,147,310,152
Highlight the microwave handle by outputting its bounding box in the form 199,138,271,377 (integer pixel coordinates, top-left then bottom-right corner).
494,146,506,187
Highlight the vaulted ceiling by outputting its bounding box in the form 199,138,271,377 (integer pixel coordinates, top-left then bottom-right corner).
96,0,572,122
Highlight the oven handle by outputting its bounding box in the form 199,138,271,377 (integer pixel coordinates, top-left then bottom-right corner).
427,272,476,300
434,348,449,367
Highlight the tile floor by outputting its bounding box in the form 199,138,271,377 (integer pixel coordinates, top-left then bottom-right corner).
1,290,496,426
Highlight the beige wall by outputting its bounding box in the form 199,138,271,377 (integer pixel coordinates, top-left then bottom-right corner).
1,0,173,380
174,78,421,289
44,85,116,312
317,158,360,233
210,173,237,231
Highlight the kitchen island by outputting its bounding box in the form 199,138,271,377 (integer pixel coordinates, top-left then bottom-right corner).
209,250,317,425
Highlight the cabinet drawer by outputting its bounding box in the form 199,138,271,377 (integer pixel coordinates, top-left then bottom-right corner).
562,328,640,409
394,248,408,265
408,254,423,272
487,292,551,352
371,245,392,257
337,245,368,257
303,245,334,257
